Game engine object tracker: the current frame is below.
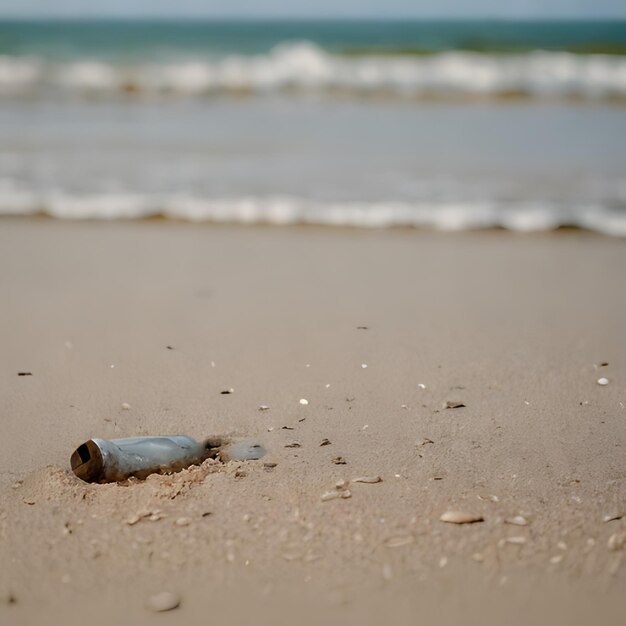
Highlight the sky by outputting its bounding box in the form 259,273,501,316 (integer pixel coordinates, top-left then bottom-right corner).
0,0,624,19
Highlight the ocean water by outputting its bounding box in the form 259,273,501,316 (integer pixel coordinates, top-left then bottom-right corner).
1,19,625,234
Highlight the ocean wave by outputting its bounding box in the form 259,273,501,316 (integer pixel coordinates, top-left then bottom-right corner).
0,189,624,236
1,43,626,100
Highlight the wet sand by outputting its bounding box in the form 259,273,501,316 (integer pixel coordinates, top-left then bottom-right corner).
0,218,624,625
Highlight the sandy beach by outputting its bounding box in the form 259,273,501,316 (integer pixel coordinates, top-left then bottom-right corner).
0,218,624,625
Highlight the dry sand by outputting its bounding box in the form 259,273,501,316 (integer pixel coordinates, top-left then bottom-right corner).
0,218,624,625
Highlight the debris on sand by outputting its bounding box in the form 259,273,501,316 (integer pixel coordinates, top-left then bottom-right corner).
444,400,466,409
145,591,180,612
220,388,234,394
258,405,270,411
440,511,484,524
597,377,609,386
332,456,347,465
17,372,32,376
505,515,529,526
477,494,499,503
321,490,352,502
319,438,332,446
351,476,382,484
418,438,434,446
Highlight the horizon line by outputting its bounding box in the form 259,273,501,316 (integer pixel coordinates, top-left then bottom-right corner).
0,14,625,21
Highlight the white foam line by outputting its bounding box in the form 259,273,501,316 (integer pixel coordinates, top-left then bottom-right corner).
0,190,625,236
1,44,626,100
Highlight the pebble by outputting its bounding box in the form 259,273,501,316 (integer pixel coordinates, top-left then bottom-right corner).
175,517,191,527
145,591,180,612
440,511,484,524
361,364,368,369
126,514,141,526
597,377,609,386
445,400,466,409
505,515,529,526
299,398,309,405
121,402,131,410
418,383,426,389
351,476,382,484
549,554,564,565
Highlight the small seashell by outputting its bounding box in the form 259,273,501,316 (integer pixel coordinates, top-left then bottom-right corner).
335,479,349,491
351,476,382,484
220,388,234,394
597,377,609,386
175,517,191,527
444,400,466,409
603,512,625,523
149,513,164,522
418,383,426,389
319,438,332,446
299,398,309,405
126,514,140,526
607,531,626,552
384,535,414,548
440,511,483,524
505,515,529,526
284,442,301,448
145,591,180,612
340,490,352,499
332,456,347,465
258,405,270,411
121,402,131,410
361,364,368,369
477,494,499,502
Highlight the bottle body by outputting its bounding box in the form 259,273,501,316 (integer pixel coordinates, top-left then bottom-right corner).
70,435,208,483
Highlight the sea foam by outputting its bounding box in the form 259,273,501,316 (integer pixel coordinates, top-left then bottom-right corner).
1,43,626,100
